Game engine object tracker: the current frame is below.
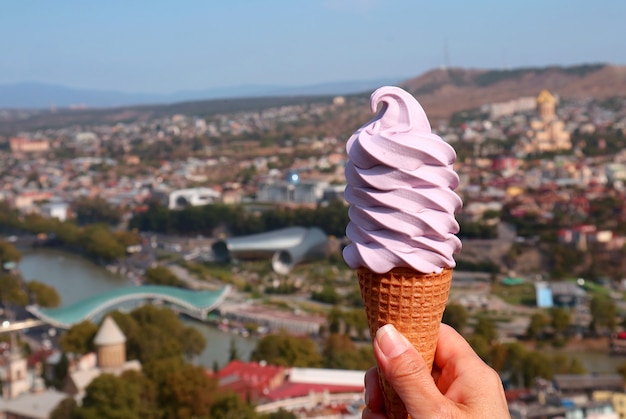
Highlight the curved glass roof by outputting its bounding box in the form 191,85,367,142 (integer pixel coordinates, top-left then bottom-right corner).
27,285,231,329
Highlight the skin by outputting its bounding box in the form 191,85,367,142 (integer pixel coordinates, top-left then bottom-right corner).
363,323,510,419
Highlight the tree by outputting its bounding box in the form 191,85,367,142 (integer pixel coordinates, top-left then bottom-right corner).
158,363,217,419
265,410,297,419
78,225,126,262
521,351,553,388
50,397,78,419
59,320,98,354
0,272,28,306
590,295,617,335
550,307,571,337
0,240,21,265
251,332,322,367
49,352,69,389
527,312,549,339
473,317,497,344
144,266,183,287
229,338,240,362
72,196,122,227
326,307,343,335
311,284,340,304
322,334,375,370
442,302,468,333
210,392,258,419
111,305,205,364
27,280,61,308
75,371,159,419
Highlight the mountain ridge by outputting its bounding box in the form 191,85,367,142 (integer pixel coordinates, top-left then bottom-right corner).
2,63,626,136
0,77,404,110
398,63,626,121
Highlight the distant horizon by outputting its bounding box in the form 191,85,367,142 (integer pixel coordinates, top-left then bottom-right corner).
2,1,625,94
0,61,614,95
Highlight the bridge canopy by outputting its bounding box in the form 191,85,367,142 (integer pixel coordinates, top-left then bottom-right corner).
27,285,230,329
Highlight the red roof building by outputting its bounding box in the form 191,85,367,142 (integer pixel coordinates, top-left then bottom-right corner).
214,360,285,403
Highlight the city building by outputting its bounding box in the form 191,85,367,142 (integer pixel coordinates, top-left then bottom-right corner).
520,90,572,154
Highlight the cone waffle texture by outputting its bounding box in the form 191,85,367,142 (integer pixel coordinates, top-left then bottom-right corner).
358,266,453,419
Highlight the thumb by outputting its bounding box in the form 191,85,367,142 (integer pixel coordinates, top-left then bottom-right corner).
373,324,450,418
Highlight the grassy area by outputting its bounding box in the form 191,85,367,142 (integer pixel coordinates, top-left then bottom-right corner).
179,260,234,283
490,281,537,306
566,278,610,297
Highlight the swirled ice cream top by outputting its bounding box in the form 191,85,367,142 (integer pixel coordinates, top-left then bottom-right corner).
342,86,462,274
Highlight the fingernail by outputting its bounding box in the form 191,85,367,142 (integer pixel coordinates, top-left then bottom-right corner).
376,324,409,359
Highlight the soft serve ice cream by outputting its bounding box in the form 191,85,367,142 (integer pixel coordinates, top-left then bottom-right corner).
342,86,462,274
344,86,463,419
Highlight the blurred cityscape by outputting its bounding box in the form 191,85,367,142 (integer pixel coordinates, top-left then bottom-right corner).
1,65,626,418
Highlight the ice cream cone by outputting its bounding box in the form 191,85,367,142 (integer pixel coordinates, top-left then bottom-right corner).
358,266,453,419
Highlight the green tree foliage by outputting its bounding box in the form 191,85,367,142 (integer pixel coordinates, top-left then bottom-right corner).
59,320,98,354
111,305,205,364
74,371,159,419
50,397,78,419
467,335,492,362
27,280,61,308
0,211,129,263
0,272,28,306
527,312,549,339
589,295,617,334
79,225,126,262
325,307,368,339
478,341,586,388
251,332,322,367
473,317,497,344
210,392,258,419
144,266,183,287
311,284,340,304
520,351,553,388
550,307,571,336
129,199,349,238
0,240,21,264
157,363,216,419
229,338,240,362
322,334,375,370
49,352,69,389
442,302,468,333
457,220,497,239
72,196,123,227
265,410,297,419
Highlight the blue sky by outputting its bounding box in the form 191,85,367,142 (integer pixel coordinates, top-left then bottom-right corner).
1,0,625,94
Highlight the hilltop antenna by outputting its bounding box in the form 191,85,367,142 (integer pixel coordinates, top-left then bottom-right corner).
442,38,450,70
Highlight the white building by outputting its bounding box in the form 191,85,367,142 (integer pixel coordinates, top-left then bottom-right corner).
168,187,221,209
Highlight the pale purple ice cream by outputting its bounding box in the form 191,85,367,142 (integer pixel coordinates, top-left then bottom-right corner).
342,86,462,274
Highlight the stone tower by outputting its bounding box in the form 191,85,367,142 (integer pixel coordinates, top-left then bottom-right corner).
94,317,126,369
2,334,29,399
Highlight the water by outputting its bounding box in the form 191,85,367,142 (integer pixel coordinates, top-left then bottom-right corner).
18,249,626,374
18,248,257,368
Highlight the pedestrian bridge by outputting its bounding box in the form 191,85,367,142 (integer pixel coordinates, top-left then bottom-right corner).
26,284,231,329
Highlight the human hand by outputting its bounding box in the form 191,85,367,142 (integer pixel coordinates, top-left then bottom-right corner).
363,323,510,418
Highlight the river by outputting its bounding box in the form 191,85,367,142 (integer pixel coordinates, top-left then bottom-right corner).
18,248,257,369
16,249,626,375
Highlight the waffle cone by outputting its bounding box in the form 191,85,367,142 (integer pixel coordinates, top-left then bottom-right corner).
358,266,453,419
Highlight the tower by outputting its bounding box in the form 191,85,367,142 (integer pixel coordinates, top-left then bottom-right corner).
2,334,29,399
537,89,556,121
94,317,126,369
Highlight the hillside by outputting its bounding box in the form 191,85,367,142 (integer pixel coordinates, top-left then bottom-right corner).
2,63,626,136
399,63,626,121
